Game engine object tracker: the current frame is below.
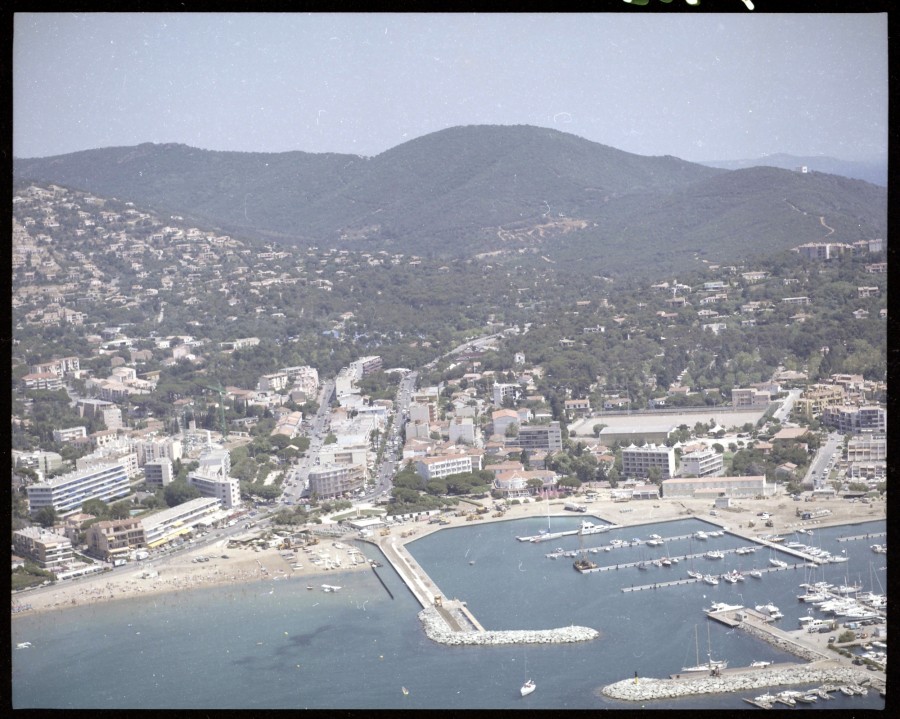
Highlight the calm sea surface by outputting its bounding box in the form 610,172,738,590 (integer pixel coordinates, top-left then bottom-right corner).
12,516,886,709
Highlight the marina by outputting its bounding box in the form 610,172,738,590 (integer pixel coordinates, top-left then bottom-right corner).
13,504,886,710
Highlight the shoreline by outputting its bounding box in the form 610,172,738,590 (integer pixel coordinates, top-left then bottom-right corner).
12,537,371,618
12,492,884,618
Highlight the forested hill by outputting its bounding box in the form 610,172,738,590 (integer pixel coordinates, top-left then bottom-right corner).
14,125,887,278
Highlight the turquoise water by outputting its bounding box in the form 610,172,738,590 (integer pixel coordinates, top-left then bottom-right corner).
12,516,886,709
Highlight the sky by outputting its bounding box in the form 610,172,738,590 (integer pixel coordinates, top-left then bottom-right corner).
13,12,889,163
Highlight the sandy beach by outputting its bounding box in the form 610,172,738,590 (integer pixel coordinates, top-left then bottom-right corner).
12,492,885,617
12,536,371,616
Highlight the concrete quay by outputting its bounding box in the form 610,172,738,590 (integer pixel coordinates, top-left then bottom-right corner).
601,662,878,702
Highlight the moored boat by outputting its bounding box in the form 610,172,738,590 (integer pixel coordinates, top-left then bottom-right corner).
520,679,536,697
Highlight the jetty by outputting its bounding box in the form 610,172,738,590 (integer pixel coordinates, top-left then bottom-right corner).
601,663,879,702
363,532,598,645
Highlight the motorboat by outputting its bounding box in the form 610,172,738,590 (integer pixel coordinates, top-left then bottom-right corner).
706,601,743,613
749,569,762,579
769,557,788,568
749,660,771,668
687,569,703,580
704,550,724,560
694,531,708,540
520,679,536,697
702,574,719,585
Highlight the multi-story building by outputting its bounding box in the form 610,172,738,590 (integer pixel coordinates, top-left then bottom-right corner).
258,371,290,392
141,497,222,549
491,409,519,437
308,463,365,499
661,475,772,499
30,355,80,377
414,454,473,481
793,242,852,260
408,402,436,424
448,417,476,445
131,436,183,465
20,372,64,391
680,449,724,478
52,426,88,443
821,405,886,434
13,527,74,570
354,355,383,377
13,449,64,477
845,435,887,462
26,460,130,515
86,518,146,560
187,471,242,509
492,382,520,406
143,458,174,488
793,384,846,420
508,421,563,454
731,387,772,409
621,444,676,480
77,449,140,479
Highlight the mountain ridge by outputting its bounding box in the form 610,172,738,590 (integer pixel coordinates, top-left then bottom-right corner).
13,124,886,277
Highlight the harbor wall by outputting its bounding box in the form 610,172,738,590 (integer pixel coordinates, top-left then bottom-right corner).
601,665,875,701
419,606,599,646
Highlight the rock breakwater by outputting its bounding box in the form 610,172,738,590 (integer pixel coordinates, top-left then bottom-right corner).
601,665,874,701
419,606,599,646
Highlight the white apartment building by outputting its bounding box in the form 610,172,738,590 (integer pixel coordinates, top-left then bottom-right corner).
408,402,436,424
53,426,88,443
621,444,676,480
661,475,772,499
492,382,520,406
415,454,473,481
448,417,476,445
143,458,174,488
187,471,242,509
680,449,724,478
509,421,563,454
27,460,131,514
258,371,290,392
142,497,222,548
77,449,140,479
131,436,183,466
308,463,365,499
30,355,81,377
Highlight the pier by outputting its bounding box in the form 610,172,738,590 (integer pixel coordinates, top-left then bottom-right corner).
362,532,599,644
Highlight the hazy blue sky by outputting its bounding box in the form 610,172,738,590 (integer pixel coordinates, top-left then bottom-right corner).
14,12,888,162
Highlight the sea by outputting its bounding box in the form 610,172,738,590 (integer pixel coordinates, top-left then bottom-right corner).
11,515,887,710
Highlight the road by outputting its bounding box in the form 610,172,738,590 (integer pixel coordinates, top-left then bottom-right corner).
275,330,503,509
804,432,844,489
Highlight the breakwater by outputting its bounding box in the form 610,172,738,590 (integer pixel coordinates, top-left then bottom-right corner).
419,605,599,646
601,665,875,701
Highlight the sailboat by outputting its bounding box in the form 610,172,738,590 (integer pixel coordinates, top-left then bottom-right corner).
573,530,598,572
687,536,702,579
681,623,728,673
520,647,536,696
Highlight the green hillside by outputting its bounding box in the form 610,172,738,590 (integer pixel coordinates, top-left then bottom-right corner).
13,125,886,278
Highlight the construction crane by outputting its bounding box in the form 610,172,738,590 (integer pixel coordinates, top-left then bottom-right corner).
195,379,229,439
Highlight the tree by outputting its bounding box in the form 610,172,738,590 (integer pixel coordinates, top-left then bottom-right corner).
647,466,662,485
164,480,201,507
108,500,133,520
34,505,58,527
526,478,544,494
81,498,109,518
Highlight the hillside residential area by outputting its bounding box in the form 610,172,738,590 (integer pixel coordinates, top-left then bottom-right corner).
10,182,886,591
